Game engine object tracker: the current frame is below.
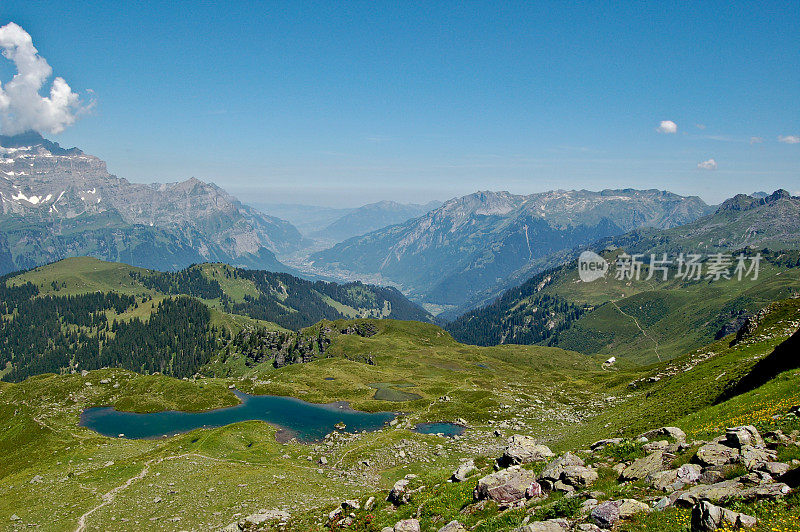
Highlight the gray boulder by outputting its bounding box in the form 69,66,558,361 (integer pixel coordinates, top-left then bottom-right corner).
642,440,670,453
620,451,669,481
590,499,651,528
690,500,757,530
618,498,651,518
676,480,743,506
511,519,570,532
726,426,765,449
639,426,687,442
394,519,420,532
738,482,792,500
437,521,466,532
762,461,791,476
540,452,585,481
740,445,774,470
474,466,541,506
562,465,598,488
388,478,410,505
695,443,739,467
500,435,554,466
451,459,478,482
591,501,621,528
648,463,702,491
677,479,791,506
698,469,726,485
591,438,623,450
237,510,291,530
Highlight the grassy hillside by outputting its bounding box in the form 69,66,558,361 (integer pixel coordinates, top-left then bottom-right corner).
448,248,800,365
8,257,431,326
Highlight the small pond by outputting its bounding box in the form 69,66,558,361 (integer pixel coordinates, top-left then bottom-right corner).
413,422,466,437
80,391,395,442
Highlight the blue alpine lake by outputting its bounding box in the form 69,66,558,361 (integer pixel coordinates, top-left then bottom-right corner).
80,391,396,442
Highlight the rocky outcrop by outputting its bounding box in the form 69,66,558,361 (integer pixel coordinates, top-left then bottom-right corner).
511,519,570,532
695,443,740,467
499,435,554,466
620,451,670,481
236,323,381,369
590,499,650,528
365,424,794,532
474,466,542,506
690,500,757,531
451,459,478,482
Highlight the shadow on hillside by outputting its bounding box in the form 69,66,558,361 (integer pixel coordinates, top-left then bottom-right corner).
715,328,800,404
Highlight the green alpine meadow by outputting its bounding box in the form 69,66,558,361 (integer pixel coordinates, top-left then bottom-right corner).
1,3,799,532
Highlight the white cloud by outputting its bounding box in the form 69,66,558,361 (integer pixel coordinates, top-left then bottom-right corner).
778,135,800,144
656,120,678,134
697,158,717,170
749,136,764,144
0,22,91,135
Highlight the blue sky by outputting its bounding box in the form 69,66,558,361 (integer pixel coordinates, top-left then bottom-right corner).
1,1,798,206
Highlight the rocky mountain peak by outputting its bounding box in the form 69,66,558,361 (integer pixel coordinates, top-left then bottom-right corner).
716,189,794,214
440,190,521,217
0,131,83,156
766,189,792,201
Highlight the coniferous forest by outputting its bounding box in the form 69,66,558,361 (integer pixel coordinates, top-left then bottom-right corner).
0,279,224,382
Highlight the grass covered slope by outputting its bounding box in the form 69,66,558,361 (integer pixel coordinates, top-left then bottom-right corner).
8,257,432,328
552,297,800,449
448,248,800,365
213,319,605,419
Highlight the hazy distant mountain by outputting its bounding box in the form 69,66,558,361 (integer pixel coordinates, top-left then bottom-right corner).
310,189,713,310
313,200,442,242
0,132,303,274
249,202,355,236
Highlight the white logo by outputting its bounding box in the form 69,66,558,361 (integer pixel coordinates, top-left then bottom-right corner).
578,251,608,282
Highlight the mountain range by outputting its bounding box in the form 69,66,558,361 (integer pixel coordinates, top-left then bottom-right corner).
309,189,714,311
446,190,800,363
0,132,303,274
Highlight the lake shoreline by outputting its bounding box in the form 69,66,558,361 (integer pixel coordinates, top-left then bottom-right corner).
79,389,397,443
